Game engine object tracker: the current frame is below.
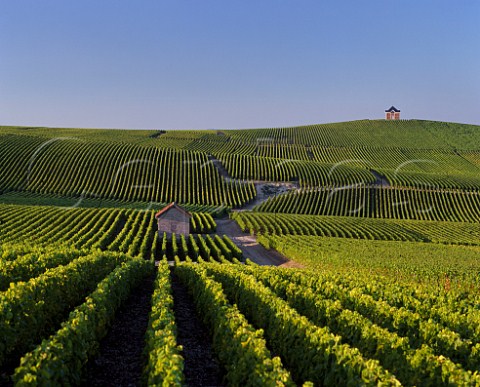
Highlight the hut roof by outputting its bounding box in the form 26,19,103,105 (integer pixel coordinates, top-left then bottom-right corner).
385,106,400,112
154,202,191,219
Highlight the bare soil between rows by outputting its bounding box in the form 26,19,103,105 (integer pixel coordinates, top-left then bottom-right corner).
170,271,226,386
83,271,225,386
81,273,155,387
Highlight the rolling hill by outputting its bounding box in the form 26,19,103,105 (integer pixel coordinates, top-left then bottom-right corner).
1,119,480,385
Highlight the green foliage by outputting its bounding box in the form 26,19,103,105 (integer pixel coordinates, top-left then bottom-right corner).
233,211,480,245
254,186,480,223
222,235,244,260
176,263,294,386
190,212,217,233
0,247,87,291
0,252,128,366
217,153,375,188
251,266,480,371
0,133,255,207
260,234,480,288
1,119,480,384
238,264,480,385
203,263,401,385
143,261,184,386
13,259,152,386
149,233,242,262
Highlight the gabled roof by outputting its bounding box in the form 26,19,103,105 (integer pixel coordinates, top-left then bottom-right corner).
155,202,191,219
385,106,400,112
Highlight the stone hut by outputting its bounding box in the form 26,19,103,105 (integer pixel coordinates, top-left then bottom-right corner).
155,202,191,236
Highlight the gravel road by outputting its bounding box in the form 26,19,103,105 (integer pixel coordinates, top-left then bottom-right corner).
216,218,304,268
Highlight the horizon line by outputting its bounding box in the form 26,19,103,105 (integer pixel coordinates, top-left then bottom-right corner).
2,118,479,132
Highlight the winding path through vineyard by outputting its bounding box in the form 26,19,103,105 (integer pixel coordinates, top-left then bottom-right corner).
215,218,304,268
235,181,298,211
208,154,299,211
370,169,390,187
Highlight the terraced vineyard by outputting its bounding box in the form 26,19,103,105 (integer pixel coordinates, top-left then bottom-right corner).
1,119,480,385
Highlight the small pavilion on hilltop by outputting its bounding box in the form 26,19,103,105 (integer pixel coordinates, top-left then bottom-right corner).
155,202,191,236
385,106,401,120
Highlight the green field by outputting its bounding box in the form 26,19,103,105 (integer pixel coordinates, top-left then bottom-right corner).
258,234,480,286
1,119,480,385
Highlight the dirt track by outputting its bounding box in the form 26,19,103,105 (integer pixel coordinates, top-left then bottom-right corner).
216,218,304,268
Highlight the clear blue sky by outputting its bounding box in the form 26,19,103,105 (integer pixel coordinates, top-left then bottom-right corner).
1,0,479,129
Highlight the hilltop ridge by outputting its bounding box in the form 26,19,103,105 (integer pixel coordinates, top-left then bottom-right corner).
1,119,479,149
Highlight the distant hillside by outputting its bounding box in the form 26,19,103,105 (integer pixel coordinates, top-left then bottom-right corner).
2,119,480,149
1,120,479,209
